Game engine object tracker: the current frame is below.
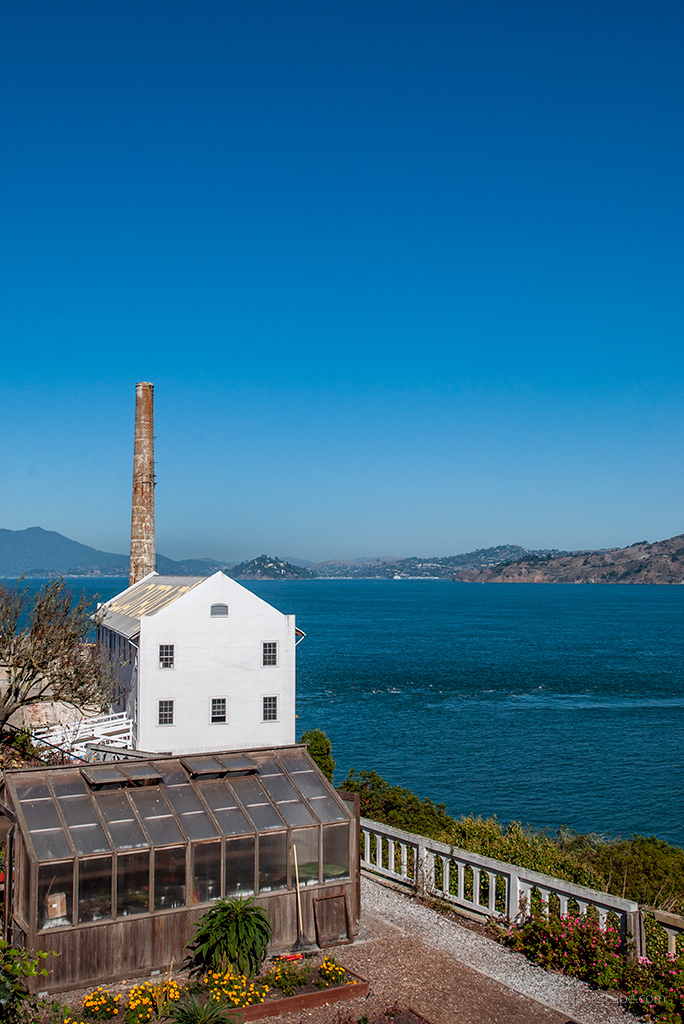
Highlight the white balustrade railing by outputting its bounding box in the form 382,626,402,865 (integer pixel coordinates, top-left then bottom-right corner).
33,712,133,759
360,817,644,956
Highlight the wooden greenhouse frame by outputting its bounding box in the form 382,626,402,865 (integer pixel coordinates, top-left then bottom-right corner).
0,744,359,993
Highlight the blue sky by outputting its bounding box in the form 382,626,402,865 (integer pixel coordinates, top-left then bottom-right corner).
1,0,682,563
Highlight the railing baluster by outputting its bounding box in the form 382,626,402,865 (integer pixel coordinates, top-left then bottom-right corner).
388,839,395,875
400,843,408,879
442,857,450,896
488,871,496,914
473,867,481,909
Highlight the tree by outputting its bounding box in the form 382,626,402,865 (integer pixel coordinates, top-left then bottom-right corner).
300,728,335,782
0,578,116,735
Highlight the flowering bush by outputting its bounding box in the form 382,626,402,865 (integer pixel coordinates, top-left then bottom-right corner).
317,956,348,988
494,911,684,1024
81,989,122,1019
623,953,684,1023
201,967,268,1007
125,979,182,1023
498,912,630,989
263,957,312,997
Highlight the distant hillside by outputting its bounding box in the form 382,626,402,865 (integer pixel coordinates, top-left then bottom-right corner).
229,554,314,581
309,546,565,579
454,534,684,584
0,527,228,578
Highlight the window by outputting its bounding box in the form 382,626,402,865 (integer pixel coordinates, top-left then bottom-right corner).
159,644,174,669
158,700,174,726
210,697,227,724
262,642,277,666
262,695,278,721
211,603,229,617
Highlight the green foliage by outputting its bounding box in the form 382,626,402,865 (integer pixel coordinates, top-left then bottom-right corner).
0,941,53,1024
186,897,273,978
300,729,335,782
341,768,684,911
169,993,242,1024
341,769,452,835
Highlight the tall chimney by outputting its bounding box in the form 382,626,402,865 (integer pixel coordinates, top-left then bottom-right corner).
129,381,156,586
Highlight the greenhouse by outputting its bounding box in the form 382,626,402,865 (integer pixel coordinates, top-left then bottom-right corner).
0,745,359,993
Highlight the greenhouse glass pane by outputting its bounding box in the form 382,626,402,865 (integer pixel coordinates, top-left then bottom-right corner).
199,781,253,837
231,776,284,831
38,861,73,930
13,778,51,803
154,846,186,910
258,832,287,893
69,823,111,856
59,794,99,828
97,790,148,850
129,789,184,847
78,857,112,923
163,784,219,841
24,798,61,831
291,828,319,886
225,836,255,896
117,851,149,916
31,828,73,861
193,842,221,904
305,795,347,824
323,823,350,881
50,772,90,798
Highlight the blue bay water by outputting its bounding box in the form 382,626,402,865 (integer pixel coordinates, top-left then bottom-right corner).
8,578,684,848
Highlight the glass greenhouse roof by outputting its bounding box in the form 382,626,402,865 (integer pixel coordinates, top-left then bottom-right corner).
4,746,349,863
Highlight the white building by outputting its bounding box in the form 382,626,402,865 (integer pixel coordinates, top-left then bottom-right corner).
97,571,301,754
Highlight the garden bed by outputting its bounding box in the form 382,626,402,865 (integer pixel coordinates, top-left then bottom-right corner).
237,964,368,1020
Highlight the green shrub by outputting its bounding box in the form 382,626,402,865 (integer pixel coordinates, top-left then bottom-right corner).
170,992,242,1024
341,767,684,911
300,729,335,782
0,940,53,1023
186,897,273,978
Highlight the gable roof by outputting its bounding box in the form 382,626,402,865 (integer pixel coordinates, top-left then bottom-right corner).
100,573,205,638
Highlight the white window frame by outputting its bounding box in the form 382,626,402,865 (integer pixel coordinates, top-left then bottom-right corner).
158,699,174,726
210,696,228,724
262,695,279,722
262,641,278,667
210,604,229,617
159,644,175,669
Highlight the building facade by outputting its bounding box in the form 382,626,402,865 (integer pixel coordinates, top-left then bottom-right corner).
97,572,298,753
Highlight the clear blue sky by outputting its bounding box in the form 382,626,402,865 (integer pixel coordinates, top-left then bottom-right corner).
1,0,682,563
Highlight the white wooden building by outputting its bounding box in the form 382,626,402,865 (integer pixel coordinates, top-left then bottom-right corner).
97,572,300,754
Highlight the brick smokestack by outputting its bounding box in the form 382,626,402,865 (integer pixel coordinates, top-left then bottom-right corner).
129,381,156,586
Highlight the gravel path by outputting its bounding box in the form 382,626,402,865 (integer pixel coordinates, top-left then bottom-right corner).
352,875,631,1024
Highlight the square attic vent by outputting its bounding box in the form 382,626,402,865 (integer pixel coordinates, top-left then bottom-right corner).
180,753,256,778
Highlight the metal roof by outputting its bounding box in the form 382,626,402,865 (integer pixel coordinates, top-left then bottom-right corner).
99,574,205,638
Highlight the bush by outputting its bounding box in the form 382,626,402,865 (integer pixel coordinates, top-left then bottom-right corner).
186,897,273,978
341,768,684,911
0,941,54,1023
300,729,335,782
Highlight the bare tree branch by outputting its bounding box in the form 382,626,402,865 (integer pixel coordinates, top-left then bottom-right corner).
0,579,116,733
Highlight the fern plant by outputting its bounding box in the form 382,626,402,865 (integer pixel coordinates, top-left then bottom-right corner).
186,897,273,978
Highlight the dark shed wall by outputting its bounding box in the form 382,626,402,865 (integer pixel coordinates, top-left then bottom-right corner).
29,883,354,993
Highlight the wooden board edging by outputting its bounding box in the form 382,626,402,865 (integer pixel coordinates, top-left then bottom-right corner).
237,969,368,1020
